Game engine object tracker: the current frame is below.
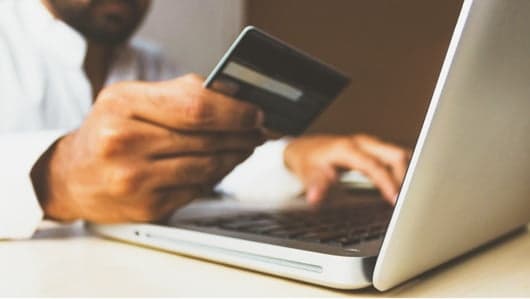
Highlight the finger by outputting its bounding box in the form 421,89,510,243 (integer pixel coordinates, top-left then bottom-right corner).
327,144,398,202
305,167,338,205
150,188,200,223
146,151,253,188
111,119,264,158
353,135,411,184
124,188,198,222
98,74,264,132
211,78,240,96
149,130,264,159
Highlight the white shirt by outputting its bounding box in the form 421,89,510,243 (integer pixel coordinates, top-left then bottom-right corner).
0,0,303,239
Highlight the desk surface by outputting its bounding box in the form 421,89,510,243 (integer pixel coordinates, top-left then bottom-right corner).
1,222,529,297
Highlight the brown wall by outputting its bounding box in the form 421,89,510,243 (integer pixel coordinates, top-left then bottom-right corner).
246,0,462,147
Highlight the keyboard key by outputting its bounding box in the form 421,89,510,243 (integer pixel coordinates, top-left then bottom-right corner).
341,236,361,246
244,224,283,234
178,201,392,249
266,227,308,238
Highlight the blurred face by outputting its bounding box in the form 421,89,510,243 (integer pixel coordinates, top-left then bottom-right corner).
45,0,151,45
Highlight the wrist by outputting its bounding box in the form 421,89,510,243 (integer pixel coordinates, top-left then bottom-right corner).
31,134,79,221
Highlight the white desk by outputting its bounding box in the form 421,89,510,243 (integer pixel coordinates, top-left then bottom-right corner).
1,222,529,297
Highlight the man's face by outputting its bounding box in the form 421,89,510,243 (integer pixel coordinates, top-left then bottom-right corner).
46,0,151,45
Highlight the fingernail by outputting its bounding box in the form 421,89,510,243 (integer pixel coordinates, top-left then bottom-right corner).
307,187,320,204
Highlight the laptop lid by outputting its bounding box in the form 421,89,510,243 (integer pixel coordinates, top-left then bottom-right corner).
373,0,530,291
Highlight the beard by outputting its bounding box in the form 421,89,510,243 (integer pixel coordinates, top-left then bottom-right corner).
47,0,150,45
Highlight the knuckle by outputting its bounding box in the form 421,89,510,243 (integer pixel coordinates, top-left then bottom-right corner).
336,137,357,152
95,82,144,114
95,87,115,103
107,166,143,197
183,97,214,127
95,84,124,106
341,137,356,149
183,73,204,84
351,134,369,144
359,156,379,171
395,150,409,163
97,124,132,158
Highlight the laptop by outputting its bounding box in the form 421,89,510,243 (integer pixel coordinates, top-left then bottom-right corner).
89,0,530,291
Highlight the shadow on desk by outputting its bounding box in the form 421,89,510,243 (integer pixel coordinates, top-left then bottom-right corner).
32,220,87,239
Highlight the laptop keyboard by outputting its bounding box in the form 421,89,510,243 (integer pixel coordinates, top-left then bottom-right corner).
178,201,393,249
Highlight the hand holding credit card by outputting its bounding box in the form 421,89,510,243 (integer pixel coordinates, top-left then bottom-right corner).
204,26,350,135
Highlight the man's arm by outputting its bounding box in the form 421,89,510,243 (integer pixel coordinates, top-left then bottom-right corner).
217,134,411,204
30,74,264,224
284,134,411,204
0,130,65,239
132,42,305,202
130,43,411,204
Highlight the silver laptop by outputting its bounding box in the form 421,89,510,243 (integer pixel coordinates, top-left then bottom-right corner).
89,0,530,291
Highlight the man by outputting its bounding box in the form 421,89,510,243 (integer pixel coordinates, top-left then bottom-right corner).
0,0,410,239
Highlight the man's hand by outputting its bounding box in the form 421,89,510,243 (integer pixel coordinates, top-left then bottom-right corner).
284,134,411,205
32,74,264,223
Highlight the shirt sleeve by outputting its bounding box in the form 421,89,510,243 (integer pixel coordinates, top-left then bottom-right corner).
0,130,66,239
216,138,305,201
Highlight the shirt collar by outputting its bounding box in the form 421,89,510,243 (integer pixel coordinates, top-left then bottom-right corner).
20,0,87,68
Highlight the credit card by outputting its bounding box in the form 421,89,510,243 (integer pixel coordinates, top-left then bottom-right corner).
204,26,350,135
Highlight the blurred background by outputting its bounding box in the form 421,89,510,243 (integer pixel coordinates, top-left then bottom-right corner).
138,0,462,147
